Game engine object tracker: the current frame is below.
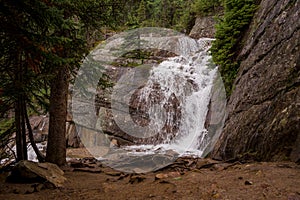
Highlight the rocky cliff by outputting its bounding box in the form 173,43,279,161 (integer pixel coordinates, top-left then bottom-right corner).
189,16,216,39
212,0,300,162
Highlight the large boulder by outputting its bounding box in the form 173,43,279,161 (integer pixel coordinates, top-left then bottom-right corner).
7,161,66,187
212,0,300,162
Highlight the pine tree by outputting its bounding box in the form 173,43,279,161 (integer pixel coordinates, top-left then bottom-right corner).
137,0,147,25
0,0,121,165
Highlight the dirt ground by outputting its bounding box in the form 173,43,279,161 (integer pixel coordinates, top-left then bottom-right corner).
0,158,299,200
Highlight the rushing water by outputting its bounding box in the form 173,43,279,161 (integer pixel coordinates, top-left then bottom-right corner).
118,38,218,156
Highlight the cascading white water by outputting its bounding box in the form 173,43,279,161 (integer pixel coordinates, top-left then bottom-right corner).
121,38,218,157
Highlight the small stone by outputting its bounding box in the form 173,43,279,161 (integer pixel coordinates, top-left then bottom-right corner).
110,139,119,148
129,175,146,184
245,180,253,185
31,183,44,192
212,164,225,171
212,193,221,198
168,171,181,177
105,171,122,176
155,173,169,179
255,170,262,176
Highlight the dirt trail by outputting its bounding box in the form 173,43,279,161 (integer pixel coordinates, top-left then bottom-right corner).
0,160,299,200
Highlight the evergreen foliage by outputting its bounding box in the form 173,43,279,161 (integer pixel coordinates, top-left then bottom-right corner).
137,0,147,25
192,0,222,16
122,0,195,32
0,0,121,164
210,0,258,94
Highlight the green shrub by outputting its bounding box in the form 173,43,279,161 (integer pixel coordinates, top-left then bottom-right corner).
211,0,258,95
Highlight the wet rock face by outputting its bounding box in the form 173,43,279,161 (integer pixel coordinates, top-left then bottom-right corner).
213,0,300,162
93,50,180,145
129,85,182,144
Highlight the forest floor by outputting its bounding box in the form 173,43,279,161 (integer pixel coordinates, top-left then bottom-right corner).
0,149,299,200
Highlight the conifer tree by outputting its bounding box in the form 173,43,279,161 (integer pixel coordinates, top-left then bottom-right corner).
0,0,121,165
137,0,147,25
211,0,257,94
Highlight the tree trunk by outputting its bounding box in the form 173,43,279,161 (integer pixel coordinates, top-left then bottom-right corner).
20,96,28,160
15,54,27,161
15,98,27,161
46,67,69,166
25,102,45,163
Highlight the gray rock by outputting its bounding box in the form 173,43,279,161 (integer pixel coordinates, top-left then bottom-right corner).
189,16,217,39
212,0,300,162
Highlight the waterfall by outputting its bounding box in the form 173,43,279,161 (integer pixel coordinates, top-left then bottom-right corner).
118,37,218,157
72,28,226,173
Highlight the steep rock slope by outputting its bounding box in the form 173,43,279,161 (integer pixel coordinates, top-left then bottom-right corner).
212,0,300,162
189,16,216,38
